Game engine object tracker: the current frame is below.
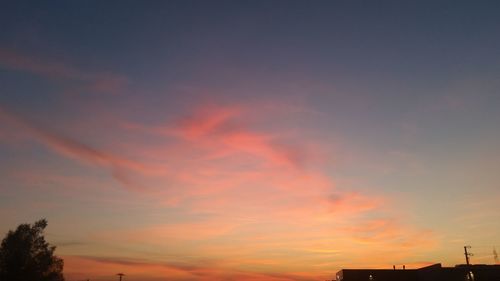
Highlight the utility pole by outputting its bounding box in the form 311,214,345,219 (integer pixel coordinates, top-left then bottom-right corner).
494,247,498,264
464,246,474,281
117,273,125,281
464,246,473,265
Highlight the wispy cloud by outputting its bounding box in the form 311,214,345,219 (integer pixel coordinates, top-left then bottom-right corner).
77,103,437,278
64,255,318,281
1,100,438,279
0,106,147,190
0,47,127,95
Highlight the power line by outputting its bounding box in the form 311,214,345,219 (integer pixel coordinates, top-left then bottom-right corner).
462,244,500,264
460,244,500,249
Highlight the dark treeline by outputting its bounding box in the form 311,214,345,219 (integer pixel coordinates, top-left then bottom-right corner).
0,219,64,281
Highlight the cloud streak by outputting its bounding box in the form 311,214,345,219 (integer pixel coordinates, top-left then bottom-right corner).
0,106,148,191
0,47,127,95
64,255,318,281
0,101,438,280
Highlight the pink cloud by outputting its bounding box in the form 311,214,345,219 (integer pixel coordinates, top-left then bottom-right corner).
0,48,83,79
0,106,149,191
112,103,391,221
1,100,438,279
173,104,242,139
137,103,313,169
0,47,127,95
58,103,422,279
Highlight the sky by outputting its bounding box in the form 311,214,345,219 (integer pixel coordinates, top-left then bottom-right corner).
1,1,500,280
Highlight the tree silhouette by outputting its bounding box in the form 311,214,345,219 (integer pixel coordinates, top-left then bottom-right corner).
0,219,64,281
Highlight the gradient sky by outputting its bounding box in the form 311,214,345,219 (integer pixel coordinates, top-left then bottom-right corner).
1,1,500,280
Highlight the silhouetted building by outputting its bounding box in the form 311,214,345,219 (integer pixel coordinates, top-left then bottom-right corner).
335,263,500,281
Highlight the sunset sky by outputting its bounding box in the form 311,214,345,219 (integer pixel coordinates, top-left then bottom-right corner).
1,1,500,280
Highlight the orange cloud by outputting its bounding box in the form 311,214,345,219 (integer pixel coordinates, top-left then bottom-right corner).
63,255,320,281
73,99,435,278
1,101,438,280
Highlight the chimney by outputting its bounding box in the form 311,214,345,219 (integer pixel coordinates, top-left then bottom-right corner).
393,265,396,270
403,265,406,270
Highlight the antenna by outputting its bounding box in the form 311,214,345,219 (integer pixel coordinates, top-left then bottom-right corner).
494,247,499,264
464,246,473,265
117,273,125,281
